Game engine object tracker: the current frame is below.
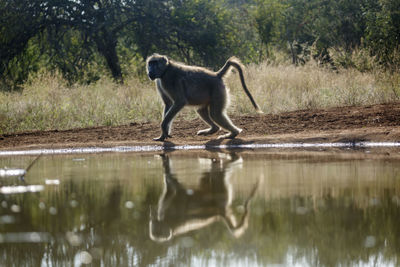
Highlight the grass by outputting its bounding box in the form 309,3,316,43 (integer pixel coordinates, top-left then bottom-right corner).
228,61,400,114
0,61,399,134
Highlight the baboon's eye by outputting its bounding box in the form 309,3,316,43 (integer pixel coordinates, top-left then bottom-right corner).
148,62,157,72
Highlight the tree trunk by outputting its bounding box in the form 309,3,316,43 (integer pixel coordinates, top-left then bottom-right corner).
94,30,123,83
289,41,297,65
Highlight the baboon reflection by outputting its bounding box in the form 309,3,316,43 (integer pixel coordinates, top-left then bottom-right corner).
149,153,258,242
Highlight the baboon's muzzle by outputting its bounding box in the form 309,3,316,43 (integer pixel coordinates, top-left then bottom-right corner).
148,72,156,80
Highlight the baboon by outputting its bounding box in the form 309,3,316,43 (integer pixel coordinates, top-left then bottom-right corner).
146,54,262,141
149,153,259,242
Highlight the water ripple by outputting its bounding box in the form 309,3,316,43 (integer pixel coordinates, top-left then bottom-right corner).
0,185,44,194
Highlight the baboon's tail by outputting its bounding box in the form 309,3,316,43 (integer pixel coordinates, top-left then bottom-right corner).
217,57,263,114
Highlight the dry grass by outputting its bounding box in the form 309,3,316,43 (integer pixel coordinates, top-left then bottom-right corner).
0,62,399,134
228,61,400,114
0,72,162,134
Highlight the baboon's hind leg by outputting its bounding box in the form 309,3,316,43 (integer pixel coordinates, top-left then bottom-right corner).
209,100,242,139
196,106,220,135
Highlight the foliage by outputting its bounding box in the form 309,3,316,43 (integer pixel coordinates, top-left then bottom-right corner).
364,0,400,69
251,0,286,59
0,0,399,90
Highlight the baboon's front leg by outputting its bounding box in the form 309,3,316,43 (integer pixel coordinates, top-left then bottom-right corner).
162,102,173,135
154,87,173,141
156,82,173,134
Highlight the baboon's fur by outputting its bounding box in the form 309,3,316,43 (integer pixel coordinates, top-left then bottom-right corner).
146,54,262,141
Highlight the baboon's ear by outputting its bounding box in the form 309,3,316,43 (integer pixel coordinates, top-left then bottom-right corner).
161,55,169,66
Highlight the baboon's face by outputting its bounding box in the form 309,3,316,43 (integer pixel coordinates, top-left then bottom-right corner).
146,55,168,80
149,220,173,242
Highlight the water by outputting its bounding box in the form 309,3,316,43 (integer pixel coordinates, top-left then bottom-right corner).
1,142,400,156
0,149,400,266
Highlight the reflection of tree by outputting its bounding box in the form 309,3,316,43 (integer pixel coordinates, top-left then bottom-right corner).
149,153,258,242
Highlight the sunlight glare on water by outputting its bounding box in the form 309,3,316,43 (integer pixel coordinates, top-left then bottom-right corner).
0,149,400,266
0,141,400,156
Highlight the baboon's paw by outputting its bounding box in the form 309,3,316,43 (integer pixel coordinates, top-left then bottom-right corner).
217,128,241,139
153,134,171,142
197,127,219,136
217,132,238,140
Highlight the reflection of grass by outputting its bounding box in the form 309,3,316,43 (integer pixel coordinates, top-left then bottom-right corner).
0,62,399,134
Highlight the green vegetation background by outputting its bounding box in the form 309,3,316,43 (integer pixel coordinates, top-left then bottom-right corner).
0,0,399,133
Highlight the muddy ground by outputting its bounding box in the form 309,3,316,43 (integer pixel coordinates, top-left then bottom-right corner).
1,102,400,151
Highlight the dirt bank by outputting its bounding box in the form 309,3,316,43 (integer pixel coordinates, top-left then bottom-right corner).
2,102,400,151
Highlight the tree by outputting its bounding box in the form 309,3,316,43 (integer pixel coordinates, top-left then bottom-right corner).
252,0,286,58
52,0,137,83
129,0,242,67
1,0,137,85
365,0,400,68
0,1,45,87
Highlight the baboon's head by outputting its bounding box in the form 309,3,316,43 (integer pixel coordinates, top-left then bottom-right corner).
149,219,173,242
146,54,169,80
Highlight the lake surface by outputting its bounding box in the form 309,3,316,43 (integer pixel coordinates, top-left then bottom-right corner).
1,149,400,266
